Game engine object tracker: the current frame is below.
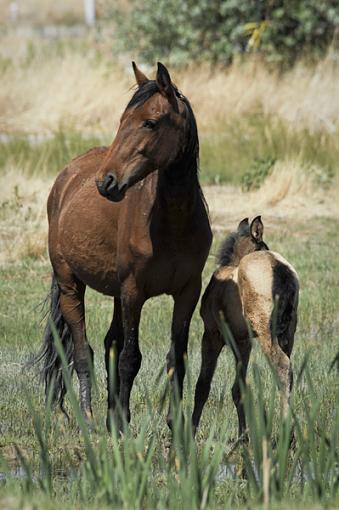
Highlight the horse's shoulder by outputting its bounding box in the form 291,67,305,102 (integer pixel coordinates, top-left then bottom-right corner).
214,265,237,282
47,146,110,219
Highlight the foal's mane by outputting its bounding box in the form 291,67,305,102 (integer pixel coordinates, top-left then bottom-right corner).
218,226,249,267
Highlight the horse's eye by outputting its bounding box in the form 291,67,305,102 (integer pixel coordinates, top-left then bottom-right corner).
143,119,157,129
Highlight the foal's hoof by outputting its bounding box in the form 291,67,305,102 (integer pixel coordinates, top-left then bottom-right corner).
79,409,95,433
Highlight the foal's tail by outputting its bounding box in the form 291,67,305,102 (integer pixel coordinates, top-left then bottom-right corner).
271,263,299,354
34,273,74,410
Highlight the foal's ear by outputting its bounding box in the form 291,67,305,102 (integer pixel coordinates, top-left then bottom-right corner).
132,61,149,87
156,62,179,113
238,217,249,232
250,215,264,242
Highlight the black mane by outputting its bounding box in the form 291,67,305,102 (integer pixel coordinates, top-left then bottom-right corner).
218,229,248,267
218,223,269,267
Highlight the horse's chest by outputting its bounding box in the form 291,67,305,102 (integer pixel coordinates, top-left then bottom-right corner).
143,255,193,297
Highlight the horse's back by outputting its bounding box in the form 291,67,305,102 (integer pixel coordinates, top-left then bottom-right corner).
238,251,299,348
238,250,298,302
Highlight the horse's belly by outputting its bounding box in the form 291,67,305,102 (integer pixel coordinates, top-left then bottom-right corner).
54,181,121,296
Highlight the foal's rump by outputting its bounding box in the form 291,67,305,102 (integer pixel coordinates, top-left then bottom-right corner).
238,251,299,353
270,251,299,354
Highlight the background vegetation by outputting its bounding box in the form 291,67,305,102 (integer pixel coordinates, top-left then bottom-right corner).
112,0,339,66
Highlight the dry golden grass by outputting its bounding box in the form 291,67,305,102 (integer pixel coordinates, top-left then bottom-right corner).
175,57,339,135
0,51,130,134
0,0,84,25
1,159,337,265
0,166,48,264
0,30,338,137
206,158,339,232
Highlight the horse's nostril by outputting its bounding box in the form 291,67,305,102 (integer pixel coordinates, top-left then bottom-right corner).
103,172,117,191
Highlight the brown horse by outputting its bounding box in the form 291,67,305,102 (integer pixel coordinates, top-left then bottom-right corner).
37,62,212,431
192,217,299,438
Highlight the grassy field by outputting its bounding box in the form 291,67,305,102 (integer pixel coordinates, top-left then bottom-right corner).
0,24,338,510
0,215,338,509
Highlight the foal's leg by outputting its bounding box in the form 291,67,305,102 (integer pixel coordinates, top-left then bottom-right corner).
192,330,224,435
271,345,292,419
117,280,144,432
104,297,124,431
58,274,93,423
255,325,292,420
166,280,202,429
230,339,252,439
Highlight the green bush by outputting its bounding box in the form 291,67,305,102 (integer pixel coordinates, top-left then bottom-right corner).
111,0,339,66
241,156,275,191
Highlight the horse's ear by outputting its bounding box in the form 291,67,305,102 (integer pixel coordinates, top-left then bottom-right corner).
156,62,179,113
238,218,249,232
250,215,264,242
132,61,149,87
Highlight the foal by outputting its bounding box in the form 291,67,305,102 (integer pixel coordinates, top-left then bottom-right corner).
192,216,299,437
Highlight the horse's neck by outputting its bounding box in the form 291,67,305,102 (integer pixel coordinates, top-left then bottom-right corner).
155,163,200,220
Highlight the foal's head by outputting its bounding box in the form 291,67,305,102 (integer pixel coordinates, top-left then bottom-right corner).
218,216,269,267
96,62,196,202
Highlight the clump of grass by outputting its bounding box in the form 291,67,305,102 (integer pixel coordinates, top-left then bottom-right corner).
0,131,107,177
253,159,332,206
241,156,276,191
200,116,337,185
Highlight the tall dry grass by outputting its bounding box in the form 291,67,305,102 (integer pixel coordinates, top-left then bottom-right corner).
0,0,84,25
0,31,338,137
0,166,48,264
177,57,339,135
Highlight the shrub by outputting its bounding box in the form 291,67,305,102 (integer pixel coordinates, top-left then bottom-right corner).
111,0,339,67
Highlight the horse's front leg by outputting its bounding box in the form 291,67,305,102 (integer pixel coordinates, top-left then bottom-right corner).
116,278,144,433
104,297,124,432
166,279,202,430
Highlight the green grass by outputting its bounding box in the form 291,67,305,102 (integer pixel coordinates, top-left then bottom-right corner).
0,218,338,509
200,117,337,185
1,116,337,185
0,131,109,176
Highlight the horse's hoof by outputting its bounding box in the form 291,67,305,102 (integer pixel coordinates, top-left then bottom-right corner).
106,411,126,436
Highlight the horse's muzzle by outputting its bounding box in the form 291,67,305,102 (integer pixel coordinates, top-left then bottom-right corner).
96,172,127,202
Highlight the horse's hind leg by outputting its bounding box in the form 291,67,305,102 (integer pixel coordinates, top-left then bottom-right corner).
58,272,93,423
104,297,124,431
231,339,252,439
256,327,292,420
192,330,224,435
271,345,293,419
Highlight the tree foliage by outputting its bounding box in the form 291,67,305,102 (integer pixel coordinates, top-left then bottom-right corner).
112,0,339,66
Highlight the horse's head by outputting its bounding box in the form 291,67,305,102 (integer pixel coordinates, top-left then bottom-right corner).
234,216,269,259
218,216,269,267
96,62,190,202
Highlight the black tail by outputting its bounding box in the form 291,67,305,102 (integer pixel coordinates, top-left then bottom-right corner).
270,263,299,354
35,273,74,410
